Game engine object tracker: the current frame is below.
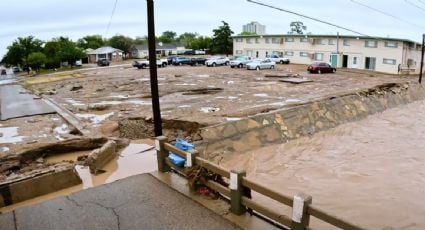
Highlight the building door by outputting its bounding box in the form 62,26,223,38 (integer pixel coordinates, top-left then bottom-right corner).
352,56,358,68
342,55,348,68
331,54,338,67
365,57,376,70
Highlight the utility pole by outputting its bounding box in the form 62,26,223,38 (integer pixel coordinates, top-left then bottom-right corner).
419,34,424,84
147,0,162,136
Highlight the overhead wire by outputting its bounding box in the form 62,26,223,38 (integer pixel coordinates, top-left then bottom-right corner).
349,0,425,30
246,0,372,37
105,0,119,36
404,0,425,12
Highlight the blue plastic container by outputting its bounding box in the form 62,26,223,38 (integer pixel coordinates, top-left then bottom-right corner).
168,139,194,167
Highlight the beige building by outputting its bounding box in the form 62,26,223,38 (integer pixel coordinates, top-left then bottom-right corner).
233,34,423,74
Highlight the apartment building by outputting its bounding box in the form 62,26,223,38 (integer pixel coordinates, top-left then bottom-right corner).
233,34,422,74
242,21,266,35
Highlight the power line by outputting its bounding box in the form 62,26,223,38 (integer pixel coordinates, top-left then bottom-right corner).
349,0,425,30
246,0,372,37
405,0,425,12
105,0,119,36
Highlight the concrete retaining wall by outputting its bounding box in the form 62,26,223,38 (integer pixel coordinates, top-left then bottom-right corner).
198,82,425,155
0,164,81,207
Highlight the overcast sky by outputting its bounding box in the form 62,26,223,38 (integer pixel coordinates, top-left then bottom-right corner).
1,0,424,58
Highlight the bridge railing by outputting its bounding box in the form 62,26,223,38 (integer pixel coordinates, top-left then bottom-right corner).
155,136,366,230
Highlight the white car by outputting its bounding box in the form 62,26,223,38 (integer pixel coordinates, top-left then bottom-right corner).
205,56,229,67
246,59,276,70
229,56,252,68
265,54,290,64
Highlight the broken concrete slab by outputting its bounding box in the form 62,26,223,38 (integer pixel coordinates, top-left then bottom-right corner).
88,140,117,174
279,77,313,84
16,137,108,163
0,163,81,207
0,84,56,120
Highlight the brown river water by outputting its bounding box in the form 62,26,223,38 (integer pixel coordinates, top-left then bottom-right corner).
220,99,425,230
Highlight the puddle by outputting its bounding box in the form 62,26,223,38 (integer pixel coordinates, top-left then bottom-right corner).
200,107,220,113
137,77,165,82
178,105,191,108
0,127,25,144
75,112,114,124
286,99,303,103
254,93,269,97
53,124,70,140
175,83,197,86
0,79,17,85
226,117,242,121
0,147,10,152
196,74,210,78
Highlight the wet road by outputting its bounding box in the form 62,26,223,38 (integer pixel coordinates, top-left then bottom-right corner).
220,99,425,230
0,84,55,120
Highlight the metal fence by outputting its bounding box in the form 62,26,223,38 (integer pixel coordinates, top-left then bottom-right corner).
155,136,366,230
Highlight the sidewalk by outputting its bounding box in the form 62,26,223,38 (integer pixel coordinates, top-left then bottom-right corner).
0,174,240,230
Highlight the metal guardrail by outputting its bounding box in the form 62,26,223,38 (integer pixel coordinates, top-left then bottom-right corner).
155,136,366,230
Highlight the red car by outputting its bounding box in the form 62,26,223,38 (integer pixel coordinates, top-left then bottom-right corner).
307,62,336,74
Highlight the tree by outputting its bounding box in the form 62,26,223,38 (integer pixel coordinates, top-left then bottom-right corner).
43,37,85,67
77,35,105,49
1,36,43,66
239,31,257,36
157,31,177,43
26,52,47,70
177,32,198,46
108,35,134,58
134,36,148,45
288,21,307,35
212,21,234,56
189,36,212,50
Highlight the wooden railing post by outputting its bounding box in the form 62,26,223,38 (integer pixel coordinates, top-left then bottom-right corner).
229,169,246,215
185,149,198,168
155,136,170,172
291,193,312,230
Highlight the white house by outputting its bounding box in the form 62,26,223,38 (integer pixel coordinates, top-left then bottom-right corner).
233,34,423,74
86,46,123,63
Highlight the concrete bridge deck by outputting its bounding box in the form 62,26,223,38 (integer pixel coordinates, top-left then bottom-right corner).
0,174,241,230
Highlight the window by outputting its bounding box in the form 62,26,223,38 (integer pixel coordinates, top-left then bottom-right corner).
300,52,309,57
365,40,378,48
300,37,309,43
314,39,325,45
343,39,350,46
328,39,335,45
284,51,294,56
255,38,260,44
236,50,243,54
272,38,280,44
246,38,252,44
385,41,398,48
265,38,270,44
235,38,243,43
315,53,324,61
383,58,396,65
285,37,294,42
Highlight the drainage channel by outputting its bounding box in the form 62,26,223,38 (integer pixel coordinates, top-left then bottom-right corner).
0,139,157,213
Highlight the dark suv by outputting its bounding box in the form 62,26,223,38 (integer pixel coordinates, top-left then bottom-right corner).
97,59,110,66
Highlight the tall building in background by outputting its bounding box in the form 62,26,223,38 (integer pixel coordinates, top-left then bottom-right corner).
242,21,266,35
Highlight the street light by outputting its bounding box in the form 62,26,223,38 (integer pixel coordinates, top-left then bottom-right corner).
147,0,162,136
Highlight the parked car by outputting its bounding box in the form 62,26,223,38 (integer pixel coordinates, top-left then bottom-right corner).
189,57,207,66
183,50,194,55
229,56,252,68
12,67,21,73
97,59,110,66
265,54,290,64
246,59,276,70
205,56,229,67
172,57,192,65
307,62,336,74
133,58,168,69
75,60,82,67
194,50,206,55
1,69,6,75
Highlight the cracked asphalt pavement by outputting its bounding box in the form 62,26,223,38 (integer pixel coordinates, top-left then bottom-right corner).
0,174,240,230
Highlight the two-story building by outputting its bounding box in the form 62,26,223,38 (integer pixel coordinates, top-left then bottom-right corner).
233,34,422,74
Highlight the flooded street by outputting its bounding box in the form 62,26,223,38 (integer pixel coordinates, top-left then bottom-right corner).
220,99,425,229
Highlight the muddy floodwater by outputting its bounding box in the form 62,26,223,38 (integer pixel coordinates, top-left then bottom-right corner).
220,99,425,230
